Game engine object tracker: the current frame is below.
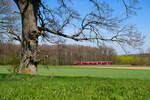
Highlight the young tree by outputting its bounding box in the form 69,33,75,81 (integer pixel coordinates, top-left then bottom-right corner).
0,0,144,74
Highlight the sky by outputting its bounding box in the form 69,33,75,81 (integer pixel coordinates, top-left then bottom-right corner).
101,0,150,54
126,0,150,54
61,0,150,55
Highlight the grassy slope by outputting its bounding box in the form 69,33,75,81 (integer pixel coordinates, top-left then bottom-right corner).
0,65,150,100
1,65,150,80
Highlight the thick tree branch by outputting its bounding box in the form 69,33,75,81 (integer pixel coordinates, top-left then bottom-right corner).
38,26,127,43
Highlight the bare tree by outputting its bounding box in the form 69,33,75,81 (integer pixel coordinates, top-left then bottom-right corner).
0,0,144,74
147,48,150,54
0,0,10,42
54,37,66,65
0,0,21,44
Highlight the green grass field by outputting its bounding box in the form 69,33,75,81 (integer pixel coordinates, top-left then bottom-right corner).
0,65,150,100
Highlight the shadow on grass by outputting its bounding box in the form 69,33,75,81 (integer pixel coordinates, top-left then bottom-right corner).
0,73,145,82
0,73,108,79
0,73,38,81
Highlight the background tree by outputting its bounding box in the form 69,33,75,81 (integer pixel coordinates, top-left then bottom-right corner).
55,37,66,65
0,0,144,74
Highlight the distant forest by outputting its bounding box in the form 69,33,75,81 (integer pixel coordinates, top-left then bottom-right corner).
0,42,150,65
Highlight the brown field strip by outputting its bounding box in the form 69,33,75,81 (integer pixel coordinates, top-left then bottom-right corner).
96,66,150,70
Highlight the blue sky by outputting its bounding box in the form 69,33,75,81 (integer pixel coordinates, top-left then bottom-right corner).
62,0,150,54
127,0,150,53
100,0,150,54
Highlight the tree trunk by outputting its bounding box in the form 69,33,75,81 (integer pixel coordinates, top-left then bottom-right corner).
14,0,39,74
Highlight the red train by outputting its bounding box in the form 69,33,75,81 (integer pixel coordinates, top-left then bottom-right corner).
73,61,113,65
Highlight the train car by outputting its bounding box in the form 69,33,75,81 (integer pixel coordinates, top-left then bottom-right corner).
73,61,113,65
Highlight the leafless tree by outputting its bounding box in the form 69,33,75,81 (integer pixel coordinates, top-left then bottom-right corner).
0,0,21,42
0,0,10,42
54,37,66,65
0,0,144,74
146,48,150,55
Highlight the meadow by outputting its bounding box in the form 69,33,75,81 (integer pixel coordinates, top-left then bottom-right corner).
0,65,150,100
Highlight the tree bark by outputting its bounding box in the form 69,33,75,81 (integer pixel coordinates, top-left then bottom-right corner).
14,0,39,74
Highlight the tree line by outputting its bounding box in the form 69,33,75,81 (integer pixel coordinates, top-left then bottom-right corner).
1,42,150,66
0,42,116,65
115,55,150,65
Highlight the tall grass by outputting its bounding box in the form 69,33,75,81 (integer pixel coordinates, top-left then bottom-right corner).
0,74,150,100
